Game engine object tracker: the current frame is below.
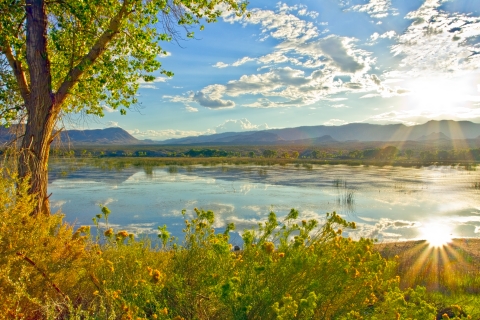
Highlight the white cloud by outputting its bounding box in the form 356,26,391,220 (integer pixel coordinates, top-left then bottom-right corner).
127,128,216,140
194,84,235,109
190,5,377,109
185,106,198,112
138,76,169,89
324,119,348,126
127,119,269,140
232,56,256,67
106,121,119,127
369,30,396,43
391,1,480,75
213,62,229,68
348,0,397,19
102,105,115,113
158,51,171,58
215,118,269,133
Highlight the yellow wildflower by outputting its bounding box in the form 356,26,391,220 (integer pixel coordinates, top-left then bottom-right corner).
264,241,275,254
117,230,129,238
152,269,162,282
104,228,114,237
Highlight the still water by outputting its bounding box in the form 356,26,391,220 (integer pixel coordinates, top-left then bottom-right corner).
48,161,480,242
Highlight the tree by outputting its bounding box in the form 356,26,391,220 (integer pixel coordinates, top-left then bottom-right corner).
0,0,247,215
262,149,277,158
405,149,414,160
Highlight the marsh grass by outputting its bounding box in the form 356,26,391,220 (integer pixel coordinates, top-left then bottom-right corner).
0,169,477,319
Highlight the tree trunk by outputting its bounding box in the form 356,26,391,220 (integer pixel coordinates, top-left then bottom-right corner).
19,0,56,216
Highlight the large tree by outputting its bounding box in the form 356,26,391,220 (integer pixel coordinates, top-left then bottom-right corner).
0,0,247,215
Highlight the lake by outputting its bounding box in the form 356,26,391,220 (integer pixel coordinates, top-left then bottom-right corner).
48,160,480,243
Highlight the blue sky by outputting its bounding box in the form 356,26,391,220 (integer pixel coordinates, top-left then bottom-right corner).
79,0,480,140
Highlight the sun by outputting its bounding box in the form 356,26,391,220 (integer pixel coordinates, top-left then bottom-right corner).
407,77,470,113
418,222,453,247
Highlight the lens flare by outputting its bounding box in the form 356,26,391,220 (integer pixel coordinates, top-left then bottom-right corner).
418,222,452,247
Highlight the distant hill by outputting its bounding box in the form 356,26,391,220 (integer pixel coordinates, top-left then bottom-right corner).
160,120,480,145
416,132,451,141
58,127,140,145
2,120,480,146
0,127,141,145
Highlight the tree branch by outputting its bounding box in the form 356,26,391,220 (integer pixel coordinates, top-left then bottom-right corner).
54,0,131,110
0,41,30,103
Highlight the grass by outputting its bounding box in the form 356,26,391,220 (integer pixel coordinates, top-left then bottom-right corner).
1,168,478,319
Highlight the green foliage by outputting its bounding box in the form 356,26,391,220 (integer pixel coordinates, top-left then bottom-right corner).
0,0,248,124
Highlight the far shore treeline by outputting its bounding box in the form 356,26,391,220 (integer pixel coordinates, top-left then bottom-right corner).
17,144,480,163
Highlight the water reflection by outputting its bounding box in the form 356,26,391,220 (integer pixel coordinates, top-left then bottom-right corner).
48,160,480,242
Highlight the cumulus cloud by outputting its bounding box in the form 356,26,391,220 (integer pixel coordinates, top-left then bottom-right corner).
127,128,215,140
347,0,398,19
158,51,171,58
165,4,378,110
232,57,256,67
317,36,365,73
193,92,235,109
102,105,115,113
331,104,349,108
324,119,348,126
185,106,198,112
192,84,235,109
128,119,269,140
369,30,397,43
106,121,119,127
213,62,229,68
215,118,269,133
137,76,169,89
391,0,480,75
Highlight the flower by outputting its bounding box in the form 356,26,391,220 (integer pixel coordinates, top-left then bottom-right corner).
104,228,114,237
117,230,129,238
264,242,275,254
278,252,285,258
152,269,162,282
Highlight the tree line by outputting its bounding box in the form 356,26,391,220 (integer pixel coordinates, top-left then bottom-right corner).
40,146,480,162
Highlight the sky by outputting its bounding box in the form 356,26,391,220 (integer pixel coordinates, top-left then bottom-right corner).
74,0,480,141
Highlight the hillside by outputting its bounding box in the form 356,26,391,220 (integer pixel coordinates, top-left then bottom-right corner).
160,120,480,145
2,120,480,146
0,126,141,145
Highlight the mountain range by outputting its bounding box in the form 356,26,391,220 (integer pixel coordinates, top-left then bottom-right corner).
1,120,480,146
160,120,480,145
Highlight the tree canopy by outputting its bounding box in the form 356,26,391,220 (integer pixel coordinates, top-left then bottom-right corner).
0,0,247,125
